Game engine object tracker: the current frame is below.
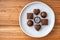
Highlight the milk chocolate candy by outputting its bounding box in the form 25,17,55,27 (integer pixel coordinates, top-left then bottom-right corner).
27,20,33,26
41,12,47,18
42,19,48,25
34,9,40,15
35,25,41,31
27,13,33,19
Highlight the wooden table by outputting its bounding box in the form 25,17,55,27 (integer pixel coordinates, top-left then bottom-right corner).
0,0,60,40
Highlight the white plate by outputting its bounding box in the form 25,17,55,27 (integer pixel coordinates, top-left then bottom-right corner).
19,1,55,38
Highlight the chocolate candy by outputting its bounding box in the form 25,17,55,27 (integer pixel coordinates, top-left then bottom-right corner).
34,9,40,15
27,20,33,26
35,25,41,31
27,13,33,19
42,19,48,25
41,12,47,18
34,17,41,23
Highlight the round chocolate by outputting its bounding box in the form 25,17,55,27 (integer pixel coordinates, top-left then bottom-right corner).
34,17,41,23
41,12,47,18
34,9,40,15
27,20,33,26
35,25,41,31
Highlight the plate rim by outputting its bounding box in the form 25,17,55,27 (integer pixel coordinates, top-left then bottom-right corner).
19,1,55,38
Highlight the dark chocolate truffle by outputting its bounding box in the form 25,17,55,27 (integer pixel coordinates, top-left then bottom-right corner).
27,13,33,19
42,19,48,25
34,17,41,23
35,25,41,31
27,20,33,26
34,9,40,15
41,12,47,18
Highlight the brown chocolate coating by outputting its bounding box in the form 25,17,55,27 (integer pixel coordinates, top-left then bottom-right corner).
34,17,41,23
42,19,48,25
41,12,47,18
35,25,41,31
34,9,40,15
27,20,33,26
27,13,33,19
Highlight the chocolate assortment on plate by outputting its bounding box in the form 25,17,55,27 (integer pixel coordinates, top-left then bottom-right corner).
27,9,48,31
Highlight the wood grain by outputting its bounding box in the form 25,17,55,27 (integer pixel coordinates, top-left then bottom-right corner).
0,0,60,40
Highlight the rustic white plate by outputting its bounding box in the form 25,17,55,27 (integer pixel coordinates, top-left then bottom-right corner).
19,1,55,38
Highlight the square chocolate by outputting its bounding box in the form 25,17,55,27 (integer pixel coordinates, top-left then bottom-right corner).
42,19,48,25
27,13,33,19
